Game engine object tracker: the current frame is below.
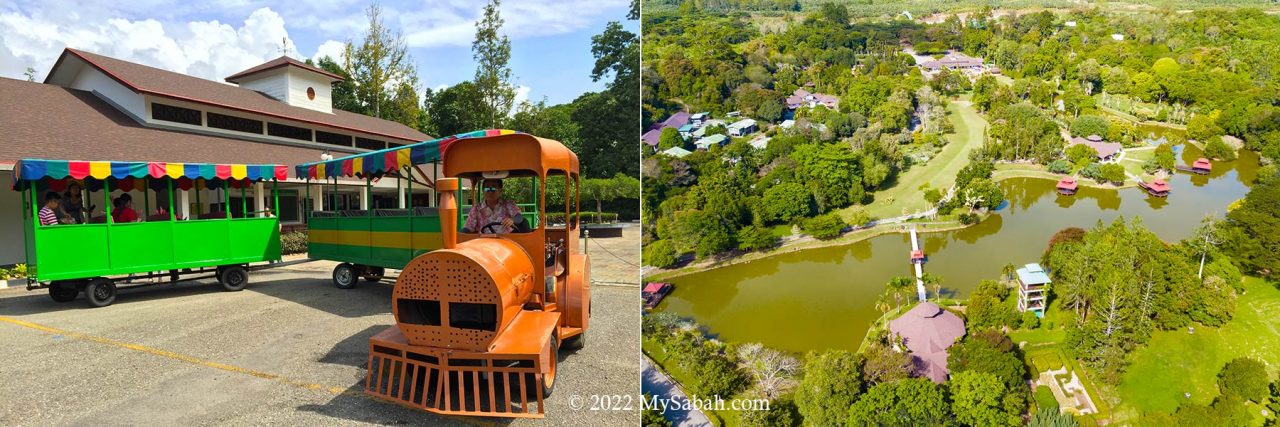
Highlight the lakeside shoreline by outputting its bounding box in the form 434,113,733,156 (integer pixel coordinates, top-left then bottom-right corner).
644,169,1144,282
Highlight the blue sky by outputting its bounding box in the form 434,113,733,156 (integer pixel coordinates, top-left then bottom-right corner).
0,0,635,105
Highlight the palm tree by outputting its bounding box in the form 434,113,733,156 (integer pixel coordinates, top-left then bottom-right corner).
886,276,914,310
1001,263,1018,283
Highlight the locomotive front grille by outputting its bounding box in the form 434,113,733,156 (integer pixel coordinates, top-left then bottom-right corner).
394,254,503,350
366,332,547,418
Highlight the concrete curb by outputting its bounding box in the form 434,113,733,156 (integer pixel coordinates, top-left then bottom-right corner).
0,279,27,289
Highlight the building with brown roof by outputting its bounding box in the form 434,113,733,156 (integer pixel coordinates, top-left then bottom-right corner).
888,301,967,383
0,48,437,265
1069,135,1124,162
920,52,986,73
785,88,839,110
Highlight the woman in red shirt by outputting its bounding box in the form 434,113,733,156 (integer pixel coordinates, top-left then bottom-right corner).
111,194,139,223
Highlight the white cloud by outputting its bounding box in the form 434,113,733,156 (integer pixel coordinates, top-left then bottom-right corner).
0,7,298,83
511,85,532,114
311,40,347,64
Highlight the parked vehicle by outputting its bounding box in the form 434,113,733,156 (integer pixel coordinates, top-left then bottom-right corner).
13,159,286,307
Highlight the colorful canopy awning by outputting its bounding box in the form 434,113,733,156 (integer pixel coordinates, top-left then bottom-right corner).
13,159,287,190
294,129,523,180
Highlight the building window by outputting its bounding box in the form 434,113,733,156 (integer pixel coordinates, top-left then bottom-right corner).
151,103,202,126
268,122,312,141
316,130,352,147
356,137,386,150
207,112,263,134
306,87,316,100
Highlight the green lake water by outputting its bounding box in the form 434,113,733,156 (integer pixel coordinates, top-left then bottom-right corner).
656,145,1260,353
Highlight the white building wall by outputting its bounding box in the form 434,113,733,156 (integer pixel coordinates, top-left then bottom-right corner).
68,68,147,121
286,69,334,114
0,170,25,265
236,70,289,102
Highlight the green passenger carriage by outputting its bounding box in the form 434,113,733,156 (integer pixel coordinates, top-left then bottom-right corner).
296,129,539,288
13,158,287,307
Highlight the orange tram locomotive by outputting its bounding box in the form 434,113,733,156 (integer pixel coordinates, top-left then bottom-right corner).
295,130,590,418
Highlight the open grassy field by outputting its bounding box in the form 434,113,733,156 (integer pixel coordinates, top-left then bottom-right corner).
1111,277,1280,422
852,96,986,219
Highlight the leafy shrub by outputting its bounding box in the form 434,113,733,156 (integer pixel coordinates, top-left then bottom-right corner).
545,212,619,224
801,213,847,240
1021,311,1041,329
959,213,981,225
644,239,679,268
1047,159,1072,174
281,231,308,255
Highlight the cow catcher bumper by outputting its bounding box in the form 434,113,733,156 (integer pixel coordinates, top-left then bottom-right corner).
365,310,561,418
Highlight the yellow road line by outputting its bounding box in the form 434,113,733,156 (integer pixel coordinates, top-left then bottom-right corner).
0,316,499,427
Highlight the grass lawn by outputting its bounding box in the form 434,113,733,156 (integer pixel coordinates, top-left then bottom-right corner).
1112,277,1280,423
1119,148,1156,179
850,96,987,220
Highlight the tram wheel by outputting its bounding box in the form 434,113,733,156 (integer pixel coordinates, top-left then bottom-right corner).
522,333,558,399
85,278,116,308
48,282,80,302
218,265,249,291
362,266,385,283
333,263,358,289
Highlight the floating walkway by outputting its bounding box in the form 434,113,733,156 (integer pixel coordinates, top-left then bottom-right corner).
909,227,928,302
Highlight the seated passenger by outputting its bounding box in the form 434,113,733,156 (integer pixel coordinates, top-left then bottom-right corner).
38,192,69,226
462,179,524,234
61,183,94,224
111,194,139,223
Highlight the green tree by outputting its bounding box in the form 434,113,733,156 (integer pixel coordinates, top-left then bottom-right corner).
1204,137,1237,161
473,0,515,128
862,342,913,385
846,378,950,426
801,212,846,240
1065,144,1097,168
1149,143,1176,172
1222,171,1280,278
1070,115,1111,138
795,350,863,426
428,81,488,136
315,57,365,115
1098,163,1126,184
737,225,777,252
761,182,810,224
950,370,1020,427
1217,358,1270,402
347,3,416,120
657,127,683,151
1188,111,1224,143
644,239,678,268
642,393,672,427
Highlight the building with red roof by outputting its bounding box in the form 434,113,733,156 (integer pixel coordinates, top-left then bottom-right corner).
1056,176,1078,195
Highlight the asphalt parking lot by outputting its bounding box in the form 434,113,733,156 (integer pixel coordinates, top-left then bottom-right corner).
0,226,640,426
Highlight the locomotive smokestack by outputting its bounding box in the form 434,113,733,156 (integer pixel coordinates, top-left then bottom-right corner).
437,178,459,249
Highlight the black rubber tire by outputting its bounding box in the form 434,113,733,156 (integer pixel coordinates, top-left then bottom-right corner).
362,266,385,283
85,279,116,308
218,265,249,291
333,263,357,289
563,332,586,350
48,282,79,302
524,334,558,399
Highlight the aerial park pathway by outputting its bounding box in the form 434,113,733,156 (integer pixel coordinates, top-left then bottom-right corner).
909,226,927,302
